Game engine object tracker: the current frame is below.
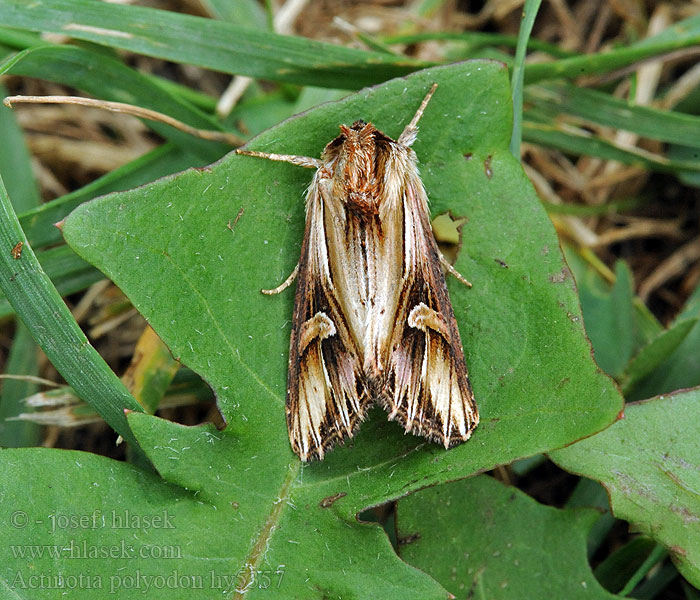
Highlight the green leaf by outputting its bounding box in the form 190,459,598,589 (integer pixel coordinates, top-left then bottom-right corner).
551,390,700,588
0,246,102,319
509,0,542,157
527,83,700,149
60,62,621,592
20,143,205,251
63,60,621,468
396,475,621,599
0,447,296,599
620,317,698,396
525,14,700,83
0,45,228,162
0,176,143,446
0,81,40,209
0,0,428,89
629,284,700,400
565,257,636,378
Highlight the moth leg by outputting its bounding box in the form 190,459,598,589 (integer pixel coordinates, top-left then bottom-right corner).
398,83,438,147
261,263,299,295
236,149,322,169
439,253,472,288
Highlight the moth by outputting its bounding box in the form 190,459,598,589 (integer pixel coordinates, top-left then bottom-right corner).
237,84,478,461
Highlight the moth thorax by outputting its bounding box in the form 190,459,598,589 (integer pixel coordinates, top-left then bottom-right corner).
337,123,379,206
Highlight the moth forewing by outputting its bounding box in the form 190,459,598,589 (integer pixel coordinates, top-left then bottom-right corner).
237,83,478,461
379,159,478,448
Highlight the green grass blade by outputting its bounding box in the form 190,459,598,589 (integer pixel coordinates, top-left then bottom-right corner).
0,25,43,50
383,31,574,57
0,326,42,447
0,76,42,448
0,0,429,89
0,175,143,445
0,243,102,319
619,544,668,596
201,0,266,28
523,122,700,174
593,537,658,593
528,83,700,149
510,0,543,158
0,45,229,162
0,82,40,209
526,28,700,83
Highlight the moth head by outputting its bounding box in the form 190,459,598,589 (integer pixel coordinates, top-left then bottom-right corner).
321,121,395,201
339,120,376,144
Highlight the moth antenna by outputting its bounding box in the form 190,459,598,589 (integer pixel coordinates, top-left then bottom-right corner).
236,149,322,169
262,263,300,295
439,253,472,287
398,83,438,147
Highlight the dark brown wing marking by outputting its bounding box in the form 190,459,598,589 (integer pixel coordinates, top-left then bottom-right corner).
287,184,370,461
380,176,479,447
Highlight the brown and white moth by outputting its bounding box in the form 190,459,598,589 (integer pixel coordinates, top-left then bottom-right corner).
237,84,478,461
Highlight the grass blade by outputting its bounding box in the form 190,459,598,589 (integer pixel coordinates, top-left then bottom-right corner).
0,0,428,89
528,83,700,149
526,23,700,84
0,175,143,446
510,0,543,158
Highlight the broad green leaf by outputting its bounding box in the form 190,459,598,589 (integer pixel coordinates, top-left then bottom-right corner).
63,60,621,473
60,62,621,592
620,317,698,395
396,475,621,599
0,447,304,599
629,283,700,400
125,412,449,599
551,390,700,588
564,254,636,378
0,0,427,89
